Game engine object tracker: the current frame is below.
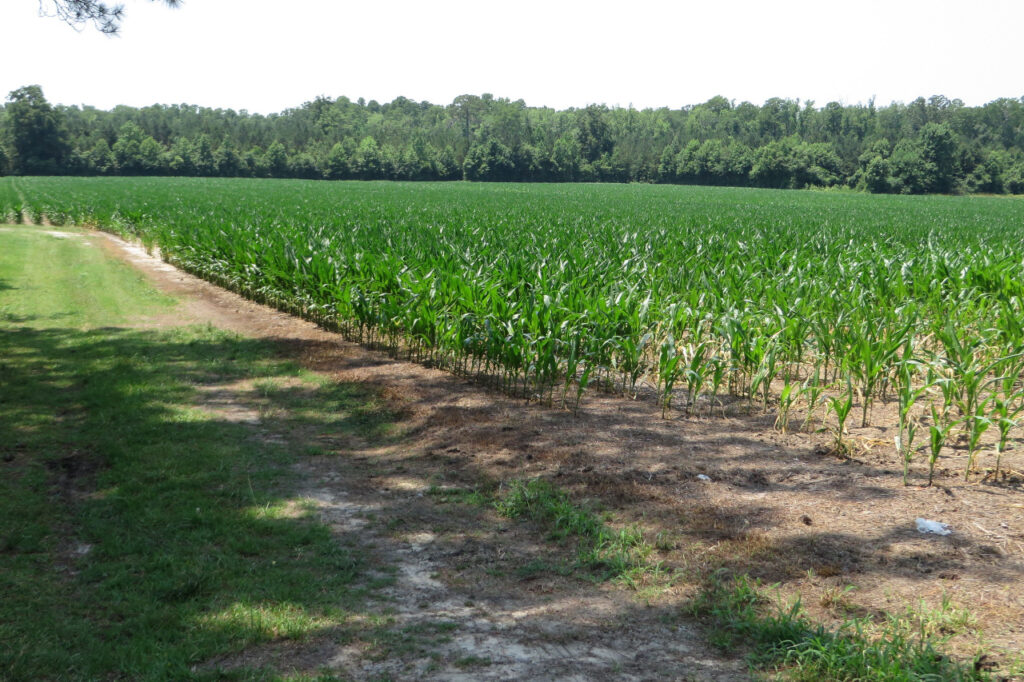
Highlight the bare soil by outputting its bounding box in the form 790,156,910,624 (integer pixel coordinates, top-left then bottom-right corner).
95,230,1024,677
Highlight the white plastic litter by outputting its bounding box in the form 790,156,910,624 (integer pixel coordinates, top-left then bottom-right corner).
697,474,712,482
915,518,952,536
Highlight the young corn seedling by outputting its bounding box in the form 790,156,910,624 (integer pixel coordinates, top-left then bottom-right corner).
658,337,683,418
936,324,1009,457
560,332,586,409
574,362,594,415
707,354,728,418
749,336,780,412
682,341,708,416
955,366,1012,480
800,366,825,432
720,314,747,397
964,410,993,481
894,358,930,486
992,408,1021,480
927,363,958,427
827,379,855,456
990,370,1024,479
927,405,958,487
775,380,797,434
847,319,912,427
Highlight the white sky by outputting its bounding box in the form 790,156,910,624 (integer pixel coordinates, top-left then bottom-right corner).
3,0,1022,114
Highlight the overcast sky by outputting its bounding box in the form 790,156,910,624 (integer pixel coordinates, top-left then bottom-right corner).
3,0,1022,114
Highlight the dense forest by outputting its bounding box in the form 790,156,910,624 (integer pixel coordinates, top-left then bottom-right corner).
3,85,1024,194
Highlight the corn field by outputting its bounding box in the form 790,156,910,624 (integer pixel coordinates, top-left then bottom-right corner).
6,176,1024,483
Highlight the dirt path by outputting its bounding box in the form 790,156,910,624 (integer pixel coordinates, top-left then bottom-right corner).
283,474,740,681
94,231,748,680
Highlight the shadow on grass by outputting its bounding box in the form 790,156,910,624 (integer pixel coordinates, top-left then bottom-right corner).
0,324,393,681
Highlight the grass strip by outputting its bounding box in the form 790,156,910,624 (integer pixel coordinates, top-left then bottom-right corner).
0,227,390,680
688,574,990,681
494,478,662,585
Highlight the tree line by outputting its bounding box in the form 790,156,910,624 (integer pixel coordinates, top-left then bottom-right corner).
3,85,1024,194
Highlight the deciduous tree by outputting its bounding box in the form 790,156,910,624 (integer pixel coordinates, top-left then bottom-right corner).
5,86,70,174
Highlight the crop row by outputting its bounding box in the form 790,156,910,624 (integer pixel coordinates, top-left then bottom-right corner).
6,176,1024,483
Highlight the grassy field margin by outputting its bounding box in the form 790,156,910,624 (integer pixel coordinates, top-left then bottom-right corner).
0,226,394,680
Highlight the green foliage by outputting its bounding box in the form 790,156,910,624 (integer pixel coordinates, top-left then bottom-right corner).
191,134,216,176
4,85,70,174
266,140,289,176
12,177,1024,484
689,575,988,680
751,137,799,188
3,88,1024,193
888,123,960,194
213,139,242,177
463,138,515,181
352,136,383,179
496,479,657,582
111,121,165,175
324,142,350,180
918,123,958,193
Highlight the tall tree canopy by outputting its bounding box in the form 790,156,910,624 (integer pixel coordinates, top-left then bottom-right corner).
3,85,1024,194
4,85,70,174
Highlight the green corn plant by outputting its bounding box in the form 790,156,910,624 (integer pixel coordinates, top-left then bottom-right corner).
936,323,1007,439
827,379,855,456
890,333,930,484
682,341,708,416
990,368,1024,479
560,332,583,409
964,410,993,481
707,354,728,418
574,362,595,415
927,405,958,487
800,365,825,432
992,408,1021,480
775,380,797,434
616,331,652,398
809,309,843,383
928,366,958,424
845,319,912,427
749,335,780,411
720,314,747,397
894,358,930,486
954,362,1018,481
14,175,1024,492
658,337,683,418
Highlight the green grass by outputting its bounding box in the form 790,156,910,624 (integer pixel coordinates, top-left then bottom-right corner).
253,372,399,443
0,225,174,327
687,574,989,681
429,478,668,586
0,226,395,680
495,478,664,585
